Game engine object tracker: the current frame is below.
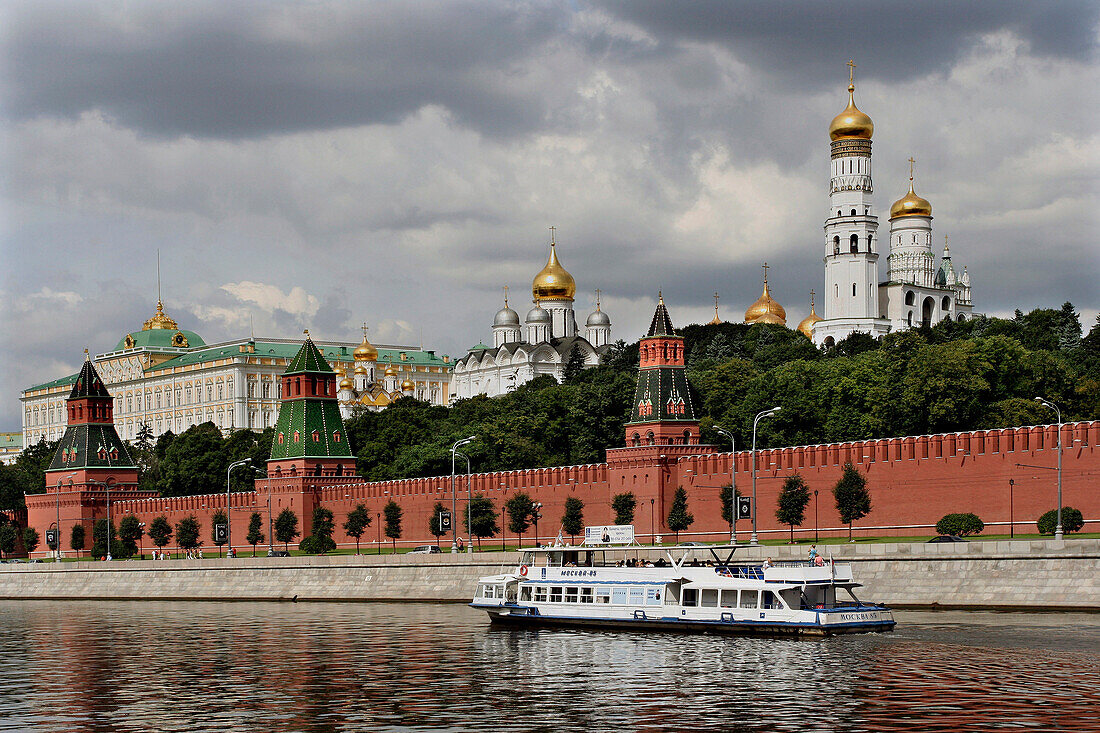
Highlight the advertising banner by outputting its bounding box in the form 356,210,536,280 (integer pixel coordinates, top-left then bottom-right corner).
583,525,635,545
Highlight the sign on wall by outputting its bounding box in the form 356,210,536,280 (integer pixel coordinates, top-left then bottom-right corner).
737,496,752,521
583,525,635,546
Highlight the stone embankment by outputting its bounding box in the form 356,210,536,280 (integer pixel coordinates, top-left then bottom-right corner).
1,539,1096,611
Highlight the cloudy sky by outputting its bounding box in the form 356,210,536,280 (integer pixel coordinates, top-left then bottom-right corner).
2,1,1097,431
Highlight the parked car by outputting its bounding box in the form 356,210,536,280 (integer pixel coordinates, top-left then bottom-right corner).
409,545,442,554
927,535,967,543
266,550,291,557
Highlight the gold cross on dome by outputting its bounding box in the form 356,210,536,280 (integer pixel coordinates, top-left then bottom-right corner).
810,289,816,308
361,322,369,338
595,288,601,309
713,292,720,314
908,156,916,181
503,285,509,307
549,225,556,245
762,261,769,284
847,59,856,84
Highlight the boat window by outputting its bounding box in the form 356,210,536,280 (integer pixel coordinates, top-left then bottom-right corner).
596,587,611,604
682,588,699,607
580,587,594,604
549,587,563,603
520,586,533,601
779,589,799,609
482,585,496,599
629,587,645,605
700,589,719,608
720,590,737,608
739,590,759,609
476,584,487,598
646,588,662,605
761,591,780,609
534,586,548,602
612,587,629,604
520,552,534,566
665,582,682,605
565,587,579,603
547,552,563,567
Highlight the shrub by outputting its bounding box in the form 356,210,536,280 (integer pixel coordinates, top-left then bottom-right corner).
1037,507,1085,535
299,535,336,555
935,513,985,537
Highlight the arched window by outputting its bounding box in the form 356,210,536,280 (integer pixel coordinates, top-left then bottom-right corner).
631,433,640,447
941,295,951,310
907,311,913,326
852,283,857,296
867,235,873,252
823,337,835,349
905,290,916,306
683,430,692,445
850,234,859,253
833,236,840,255
646,431,655,446
850,209,857,217
957,313,966,322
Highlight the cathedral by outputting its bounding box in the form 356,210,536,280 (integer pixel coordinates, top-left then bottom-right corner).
810,63,974,347
451,232,612,398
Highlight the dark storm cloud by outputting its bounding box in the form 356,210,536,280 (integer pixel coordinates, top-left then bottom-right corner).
1,1,568,139
597,0,1098,87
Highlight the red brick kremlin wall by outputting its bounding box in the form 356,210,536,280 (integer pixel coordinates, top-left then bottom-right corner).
27,421,1099,556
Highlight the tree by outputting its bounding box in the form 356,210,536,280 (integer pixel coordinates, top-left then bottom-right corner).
464,494,499,549
275,508,299,551
775,474,811,544
160,423,226,497
666,486,694,544
563,344,587,383
117,515,144,559
148,516,172,554
427,501,447,548
175,515,201,553
383,500,402,552
504,493,535,547
0,523,17,558
611,492,636,526
833,463,872,541
23,527,40,556
70,524,86,558
210,510,228,557
0,464,32,512
1037,507,1085,535
343,504,371,555
91,519,117,559
301,506,336,554
561,496,584,543
935,513,985,537
14,437,59,495
246,512,265,556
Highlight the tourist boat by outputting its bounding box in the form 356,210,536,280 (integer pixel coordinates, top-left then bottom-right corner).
470,544,895,636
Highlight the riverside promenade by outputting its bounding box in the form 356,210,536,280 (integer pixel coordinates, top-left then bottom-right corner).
1,539,1097,611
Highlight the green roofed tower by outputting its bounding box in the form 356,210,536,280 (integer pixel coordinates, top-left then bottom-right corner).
267,332,354,478
47,353,137,476
625,294,700,447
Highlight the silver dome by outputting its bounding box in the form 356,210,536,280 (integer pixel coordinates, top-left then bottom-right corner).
586,309,611,327
494,306,520,327
526,305,551,323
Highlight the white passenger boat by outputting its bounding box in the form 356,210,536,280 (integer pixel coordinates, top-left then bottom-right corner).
471,544,895,636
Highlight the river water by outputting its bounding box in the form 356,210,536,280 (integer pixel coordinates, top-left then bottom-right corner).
0,601,1096,732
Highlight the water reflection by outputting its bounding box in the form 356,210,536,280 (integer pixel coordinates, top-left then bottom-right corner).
0,602,1096,732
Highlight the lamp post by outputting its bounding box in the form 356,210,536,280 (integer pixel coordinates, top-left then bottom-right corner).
750,406,781,546
55,473,75,560
650,497,655,546
533,502,542,547
138,522,145,559
450,436,476,552
376,512,382,555
713,425,736,542
1034,397,1063,540
1008,478,1015,538
456,451,472,553
814,489,819,543
226,458,251,556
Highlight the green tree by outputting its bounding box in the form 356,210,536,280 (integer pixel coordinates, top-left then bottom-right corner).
383,500,402,552
775,474,811,544
563,344,587,383
0,464,32,512
463,495,499,549
832,463,872,541
275,508,299,551
935,513,985,537
91,518,117,559
23,526,40,556
343,504,371,554
504,493,535,547
0,523,17,558
427,501,447,548
117,515,143,559
611,492,636,526
14,437,60,495
175,515,201,553
1037,507,1085,535
561,496,584,543
666,486,694,544
246,512,265,556
210,510,228,556
302,506,336,554
148,516,172,554
70,524,86,558
160,423,226,497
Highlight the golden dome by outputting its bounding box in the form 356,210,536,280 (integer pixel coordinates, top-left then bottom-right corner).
745,268,786,326
354,327,378,361
339,377,354,389
829,83,874,141
142,300,180,331
401,378,415,391
532,238,576,301
384,364,398,377
889,179,932,220
797,293,823,338
353,365,368,375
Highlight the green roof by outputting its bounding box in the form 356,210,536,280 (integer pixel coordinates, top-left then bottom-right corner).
112,328,206,352
468,343,492,351
69,359,112,399
24,373,79,394
284,338,334,375
149,342,451,373
269,399,353,460
47,423,136,472
0,433,22,450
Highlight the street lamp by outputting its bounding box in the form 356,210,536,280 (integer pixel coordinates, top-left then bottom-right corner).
1008,479,1014,538
226,458,252,556
376,511,382,554
55,473,75,560
1034,397,1063,540
814,489,819,543
751,406,781,546
713,425,736,543
533,502,543,547
450,436,476,552
456,450,473,554
650,497,655,546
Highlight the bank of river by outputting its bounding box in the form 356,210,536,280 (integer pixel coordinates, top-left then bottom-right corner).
1,538,1097,610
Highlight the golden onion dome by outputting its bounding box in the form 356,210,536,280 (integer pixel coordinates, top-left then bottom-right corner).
353,365,368,375
829,83,874,141
339,376,354,389
532,241,576,301
384,364,398,377
745,279,786,326
354,331,378,361
401,378,415,391
889,179,932,219
797,297,823,338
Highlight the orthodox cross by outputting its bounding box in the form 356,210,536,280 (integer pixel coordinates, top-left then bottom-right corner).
713,292,720,317
847,59,856,84
503,285,509,307
549,225,556,244
595,288,601,310
361,322,370,339
762,261,770,284
810,289,816,310
908,156,916,182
